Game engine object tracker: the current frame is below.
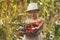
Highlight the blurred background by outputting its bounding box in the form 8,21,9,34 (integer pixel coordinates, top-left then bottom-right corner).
0,0,60,40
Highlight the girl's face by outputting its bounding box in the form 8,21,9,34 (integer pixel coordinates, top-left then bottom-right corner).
28,10,39,19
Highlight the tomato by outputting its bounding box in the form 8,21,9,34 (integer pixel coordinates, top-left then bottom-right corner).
31,23,38,27
26,28,35,33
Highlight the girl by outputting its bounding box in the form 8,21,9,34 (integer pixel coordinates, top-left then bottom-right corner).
22,3,45,40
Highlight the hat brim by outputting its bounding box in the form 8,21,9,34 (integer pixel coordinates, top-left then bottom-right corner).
26,9,40,12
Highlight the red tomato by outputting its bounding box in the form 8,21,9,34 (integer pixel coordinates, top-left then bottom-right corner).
26,28,35,33
31,23,38,27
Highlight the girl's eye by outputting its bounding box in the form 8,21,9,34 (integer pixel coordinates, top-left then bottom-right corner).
28,10,38,13
30,11,38,13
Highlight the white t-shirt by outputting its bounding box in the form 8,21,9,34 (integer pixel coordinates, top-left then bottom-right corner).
22,18,44,40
